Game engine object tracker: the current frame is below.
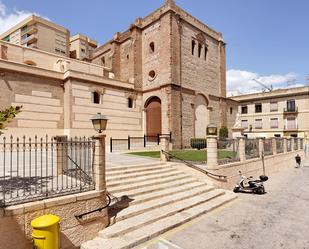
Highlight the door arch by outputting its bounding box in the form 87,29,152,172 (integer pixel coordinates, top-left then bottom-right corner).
194,94,209,138
145,96,162,137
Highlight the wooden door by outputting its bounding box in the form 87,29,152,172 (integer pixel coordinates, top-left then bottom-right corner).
146,97,162,137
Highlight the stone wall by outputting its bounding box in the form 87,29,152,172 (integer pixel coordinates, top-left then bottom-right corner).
0,190,108,249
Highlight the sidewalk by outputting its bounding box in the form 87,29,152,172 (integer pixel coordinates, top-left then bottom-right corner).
144,158,309,249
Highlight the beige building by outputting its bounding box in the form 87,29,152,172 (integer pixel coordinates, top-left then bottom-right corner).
70,34,97,61
0,0,230,148
0,15,70,56
230,86,309,138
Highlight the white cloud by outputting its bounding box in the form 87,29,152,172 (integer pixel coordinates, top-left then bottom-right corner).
227,69,301,96
0,1,49,34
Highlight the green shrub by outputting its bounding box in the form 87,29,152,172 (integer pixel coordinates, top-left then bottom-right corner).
190,138,207,150
219,126,229,139
0,106,22,135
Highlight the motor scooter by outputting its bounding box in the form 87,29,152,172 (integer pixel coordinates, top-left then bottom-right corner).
233,171,268,194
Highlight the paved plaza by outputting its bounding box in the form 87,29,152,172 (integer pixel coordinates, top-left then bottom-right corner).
145,159,309,249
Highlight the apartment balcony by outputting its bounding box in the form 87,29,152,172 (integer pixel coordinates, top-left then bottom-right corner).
21,34,38,45
284,124,298,131
21,26,38,36
283,107,298,114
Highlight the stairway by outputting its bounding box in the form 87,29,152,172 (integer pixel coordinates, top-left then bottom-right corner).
81,161,236,249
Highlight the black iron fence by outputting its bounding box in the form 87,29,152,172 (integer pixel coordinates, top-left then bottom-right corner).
110,133,172,152
0,135,95,207
287,139,292,152
245,139,260,159
263,139,273,156
294,138,298,150
218,139,240,165
276,139,284,154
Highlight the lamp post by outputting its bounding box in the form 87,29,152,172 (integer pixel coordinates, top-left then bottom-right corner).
90,113,108,133
206,123,218,136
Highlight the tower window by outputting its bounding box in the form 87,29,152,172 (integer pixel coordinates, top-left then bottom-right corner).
198,43,202,58
92,92,101,104
191,40,196,55
204,46,208,60
128,97,134,108
148,70,156,81
149,42,155,53
101,56,105,66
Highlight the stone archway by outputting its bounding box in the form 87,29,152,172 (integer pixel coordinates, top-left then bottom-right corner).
194,94,209,138
145,96,162,137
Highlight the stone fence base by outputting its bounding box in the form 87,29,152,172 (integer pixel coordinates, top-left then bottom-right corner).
209,150,305,190
0,190,108,249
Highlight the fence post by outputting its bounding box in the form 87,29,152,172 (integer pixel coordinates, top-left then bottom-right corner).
144,135,146,147
207,135,218,169
93,134,106,191
238,137,246,162
283,138,287,153
110,137,112,153
298,138,301,150
157,134,160,145
54,135,68,175
128,135,131,150
259,138,264,158
291,138,295,151
272,138,277,155
160,134,170,162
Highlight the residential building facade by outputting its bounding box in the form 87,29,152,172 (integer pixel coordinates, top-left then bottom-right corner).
69,34,97,61
230,86,309,138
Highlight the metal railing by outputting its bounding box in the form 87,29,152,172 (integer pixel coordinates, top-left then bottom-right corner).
276,138,284,153
245,139,260,159
218,139,240,165
263,139,273,156
294,138,298,150
0,135,95,207
287,139,292,152
110,133,172,152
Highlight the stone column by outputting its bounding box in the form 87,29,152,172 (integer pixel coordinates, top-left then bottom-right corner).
283,138,287,153
291,138,295,151
93,134,106,191
160,135,170,162
259,138,264,158
207,135,218,169
272,138,277,155
297,138,301,150
238,137,246,162
54,135,68,175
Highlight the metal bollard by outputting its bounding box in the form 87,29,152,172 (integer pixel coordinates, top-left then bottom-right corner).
31,214,60,249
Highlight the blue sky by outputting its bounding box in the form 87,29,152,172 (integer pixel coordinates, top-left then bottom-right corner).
0,0,308,94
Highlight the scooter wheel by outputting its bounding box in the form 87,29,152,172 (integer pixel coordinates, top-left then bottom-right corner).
233,186,240,193
255,187,265,195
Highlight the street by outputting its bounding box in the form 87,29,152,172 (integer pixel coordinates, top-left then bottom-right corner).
145,160,309,249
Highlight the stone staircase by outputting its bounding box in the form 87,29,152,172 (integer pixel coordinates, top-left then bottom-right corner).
81,161,236,249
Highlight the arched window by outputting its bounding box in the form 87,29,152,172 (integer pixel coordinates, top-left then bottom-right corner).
149,42,155,53
101,56,105,66
148,70,156,81
92,91,100,104
128,97,134,108
204,46,208,60
198,43,202,58
191,40,196,55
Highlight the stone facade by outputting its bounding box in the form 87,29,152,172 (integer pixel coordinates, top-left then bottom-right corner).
0,0,230,148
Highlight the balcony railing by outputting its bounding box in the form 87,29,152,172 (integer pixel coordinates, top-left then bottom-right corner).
284,107,298,114
284,124,298,131
21,34,38,45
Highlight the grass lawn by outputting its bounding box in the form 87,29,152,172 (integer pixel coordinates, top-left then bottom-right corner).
127,150,236,162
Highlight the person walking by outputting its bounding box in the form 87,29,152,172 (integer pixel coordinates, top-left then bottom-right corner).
295,154,301,168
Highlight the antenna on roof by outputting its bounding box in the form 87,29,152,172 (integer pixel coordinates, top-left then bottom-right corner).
287,79,296,87
306,75,309,85
252,79,273,92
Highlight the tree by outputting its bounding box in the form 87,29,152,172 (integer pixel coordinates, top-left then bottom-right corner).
219,126,229,139
0,106,22,135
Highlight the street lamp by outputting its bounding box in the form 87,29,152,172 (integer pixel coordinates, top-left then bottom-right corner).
90,113,108,133
206,123,217,136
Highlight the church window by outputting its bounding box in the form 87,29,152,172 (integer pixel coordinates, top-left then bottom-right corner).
198,43,202,58
92,91,101,104
191,40,196,55
149,42,155,53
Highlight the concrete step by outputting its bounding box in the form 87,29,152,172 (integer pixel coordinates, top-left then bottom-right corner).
106,162,166,172
107,170,187,188
108,174,193,194
81,192,237,249
110,177,198,197
106,167,176,182
109,185,215,222
127,181,208,205
106,164,170,177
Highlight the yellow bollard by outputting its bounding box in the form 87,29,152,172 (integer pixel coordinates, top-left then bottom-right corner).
31,214,60,249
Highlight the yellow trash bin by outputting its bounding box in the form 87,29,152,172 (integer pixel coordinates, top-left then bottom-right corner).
31,214,60,249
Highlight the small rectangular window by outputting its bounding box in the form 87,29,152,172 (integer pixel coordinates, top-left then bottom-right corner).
255,119,262,129
241,120,248,129
255,103,262,113
241,106,248,114
287,99,296,112
230,107,233,115
270,102,278,112
270,118,279,128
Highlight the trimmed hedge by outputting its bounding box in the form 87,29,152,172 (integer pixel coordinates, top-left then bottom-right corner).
190,138,207,150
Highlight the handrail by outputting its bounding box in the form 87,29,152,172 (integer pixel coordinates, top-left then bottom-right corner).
161,150,227,182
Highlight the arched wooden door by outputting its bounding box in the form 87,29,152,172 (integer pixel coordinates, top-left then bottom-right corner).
145,97,162,137
194,94,209,138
